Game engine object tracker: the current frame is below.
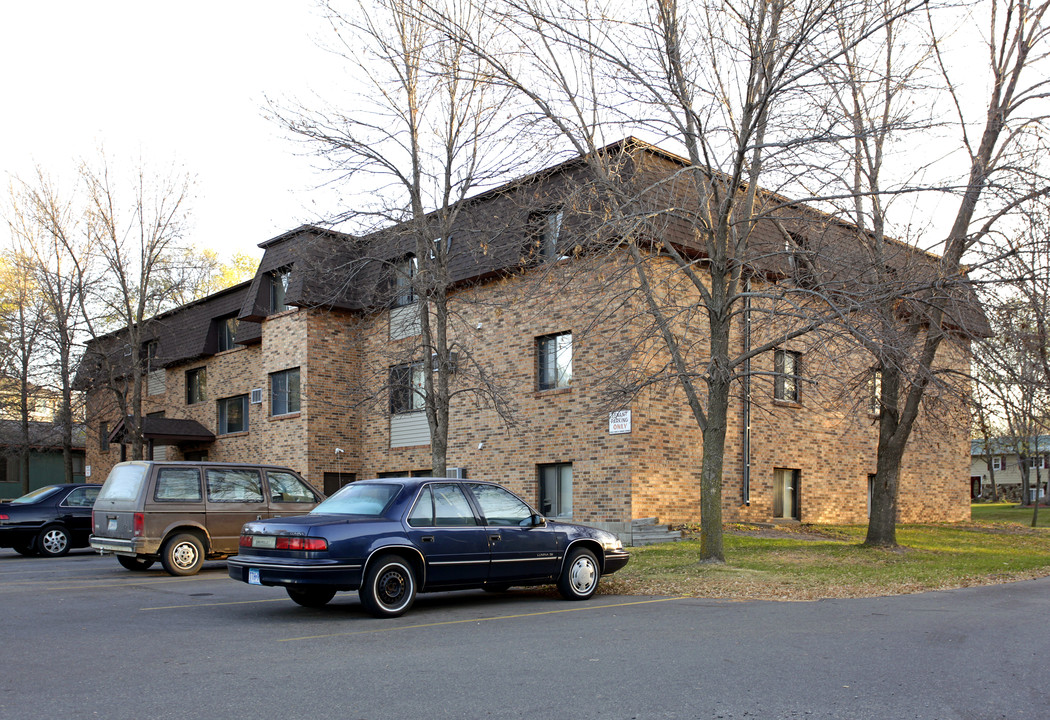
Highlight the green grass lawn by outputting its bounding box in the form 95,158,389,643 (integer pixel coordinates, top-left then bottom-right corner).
971,502,1050,528
599,516,1050,601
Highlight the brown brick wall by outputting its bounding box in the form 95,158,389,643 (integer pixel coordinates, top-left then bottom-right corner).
83,258,973,526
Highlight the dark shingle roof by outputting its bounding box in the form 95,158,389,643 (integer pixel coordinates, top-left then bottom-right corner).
0,420,86,451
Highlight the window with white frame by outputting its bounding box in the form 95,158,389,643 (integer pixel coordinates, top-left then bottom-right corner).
992,456,1003,471
270,368,301,416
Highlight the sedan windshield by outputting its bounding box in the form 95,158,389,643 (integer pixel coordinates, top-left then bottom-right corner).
11,486,61,504
310,483,401,517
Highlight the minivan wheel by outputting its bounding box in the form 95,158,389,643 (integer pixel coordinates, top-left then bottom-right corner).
287,586,337,608
117,555,156,571
160,533,205,576
37,526,71,558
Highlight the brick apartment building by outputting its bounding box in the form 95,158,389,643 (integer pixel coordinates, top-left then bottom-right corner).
78,140,980,534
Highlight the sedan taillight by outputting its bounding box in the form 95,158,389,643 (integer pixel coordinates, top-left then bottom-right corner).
275,537,327,551
240,535,327,551
0,514,8,520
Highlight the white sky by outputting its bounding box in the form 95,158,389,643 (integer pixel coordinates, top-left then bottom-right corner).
0,2,1038,265
0,1,343,261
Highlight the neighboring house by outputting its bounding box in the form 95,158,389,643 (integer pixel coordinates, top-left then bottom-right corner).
0,420,87,499
0,380,81,423
76,140,981,536
970,436,1049,502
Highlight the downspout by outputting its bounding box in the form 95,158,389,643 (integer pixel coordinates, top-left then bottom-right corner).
742,279,752,506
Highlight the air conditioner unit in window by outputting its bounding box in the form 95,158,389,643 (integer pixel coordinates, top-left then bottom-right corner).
250,388,263,404
446,467,466,479
431,351,459,373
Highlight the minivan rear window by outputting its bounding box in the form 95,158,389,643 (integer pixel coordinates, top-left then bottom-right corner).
97,464,149,502
155,468,203,502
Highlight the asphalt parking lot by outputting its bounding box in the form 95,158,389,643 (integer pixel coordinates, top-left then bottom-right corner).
3,548,1049,720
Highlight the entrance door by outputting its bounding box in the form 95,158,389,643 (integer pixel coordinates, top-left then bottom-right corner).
773,468,800,520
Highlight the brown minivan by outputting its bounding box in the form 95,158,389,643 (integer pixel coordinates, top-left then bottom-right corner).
89,461,323,576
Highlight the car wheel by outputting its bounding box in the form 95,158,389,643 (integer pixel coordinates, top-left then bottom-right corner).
360,554,416,618
286,586,337,608
558,547,600,600
160,533,205,576
12,540,36,556
37,526,71,558
117,555,156,571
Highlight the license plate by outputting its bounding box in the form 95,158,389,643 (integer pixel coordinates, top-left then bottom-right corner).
248,568,261,585
107,518,117,532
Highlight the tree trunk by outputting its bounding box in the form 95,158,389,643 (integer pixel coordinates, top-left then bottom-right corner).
700,386,729,562
865,365,906,547
699,306,732,563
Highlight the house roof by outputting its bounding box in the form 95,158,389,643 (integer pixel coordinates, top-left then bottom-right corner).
971,436,1050,456
77,138,990,382
0,420,86,452
108,416,215,444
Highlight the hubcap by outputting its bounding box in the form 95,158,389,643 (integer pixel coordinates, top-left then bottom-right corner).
42,529,68,554
171,542,199,570
570,556,596,594
376,567,409,607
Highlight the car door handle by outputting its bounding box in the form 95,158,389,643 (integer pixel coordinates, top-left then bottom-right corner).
421,536,435,543
489,535,501,542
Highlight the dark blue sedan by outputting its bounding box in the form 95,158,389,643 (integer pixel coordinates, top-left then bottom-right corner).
0,484,101,557
228,478,630,617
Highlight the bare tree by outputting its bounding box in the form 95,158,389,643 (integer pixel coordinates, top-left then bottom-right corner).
0,247,46,492
275,0,528,475
7,169,92,484
971,376,1004,503
428,0,922,560
78,156,195,461
818,0,1050,546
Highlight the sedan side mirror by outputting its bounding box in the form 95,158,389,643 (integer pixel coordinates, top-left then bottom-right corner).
530,514,547,527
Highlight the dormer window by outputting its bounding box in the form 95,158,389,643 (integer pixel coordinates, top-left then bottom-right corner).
270,268,292,313
393,256,417,308
142,340,159,372
538,208,563,259
218,316,238,352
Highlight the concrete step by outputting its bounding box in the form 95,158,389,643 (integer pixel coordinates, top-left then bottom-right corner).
629,521,683,546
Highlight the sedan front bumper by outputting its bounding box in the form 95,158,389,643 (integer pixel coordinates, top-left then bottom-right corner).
603,548,631,575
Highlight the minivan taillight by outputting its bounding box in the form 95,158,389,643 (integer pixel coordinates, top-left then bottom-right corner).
133,512,144,538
